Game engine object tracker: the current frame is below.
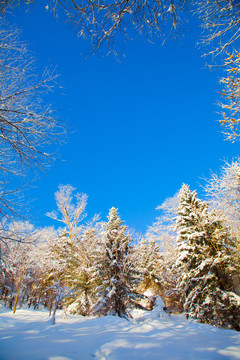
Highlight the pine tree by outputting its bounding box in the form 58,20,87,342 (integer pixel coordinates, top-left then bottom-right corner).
92,208,136,318
174,184,240,330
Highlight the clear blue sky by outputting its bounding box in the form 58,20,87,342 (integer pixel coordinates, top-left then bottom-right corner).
8,4,239,234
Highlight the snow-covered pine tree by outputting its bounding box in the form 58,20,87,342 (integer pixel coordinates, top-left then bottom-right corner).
174,184,240,330
92,207,136,318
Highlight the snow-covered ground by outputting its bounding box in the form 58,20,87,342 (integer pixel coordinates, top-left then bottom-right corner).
0,304,240,360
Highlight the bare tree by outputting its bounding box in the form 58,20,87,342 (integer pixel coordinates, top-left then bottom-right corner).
0,0,17,14
1,1,240,56
2,1,240,144
196,0,240,56
204,158,240,264
50,0,187,53
2,1,235,54
218,51,240,141
0,0,188,54
0,22,64,220
46,185,88,245
0,24,63,175
0,221,37,312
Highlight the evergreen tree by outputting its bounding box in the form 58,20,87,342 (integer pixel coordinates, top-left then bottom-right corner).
174,184,240,330
92,208,136,318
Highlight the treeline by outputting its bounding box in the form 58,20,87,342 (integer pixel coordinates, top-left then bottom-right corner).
0,159,240,330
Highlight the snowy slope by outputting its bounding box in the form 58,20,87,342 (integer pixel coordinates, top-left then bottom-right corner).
0,304,240,360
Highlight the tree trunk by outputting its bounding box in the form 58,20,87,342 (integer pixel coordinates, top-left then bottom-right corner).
13,269,25,314
231,274,240,296
51,299,58,325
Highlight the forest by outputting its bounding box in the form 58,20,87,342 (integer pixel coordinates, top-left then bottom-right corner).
1,159,240,330
0,0,240,336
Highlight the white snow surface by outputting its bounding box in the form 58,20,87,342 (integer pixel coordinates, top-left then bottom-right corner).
0,304,240,360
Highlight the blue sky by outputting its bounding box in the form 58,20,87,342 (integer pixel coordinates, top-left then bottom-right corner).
8,4,239,233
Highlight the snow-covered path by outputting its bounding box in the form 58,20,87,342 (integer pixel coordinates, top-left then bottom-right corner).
0,306,240,360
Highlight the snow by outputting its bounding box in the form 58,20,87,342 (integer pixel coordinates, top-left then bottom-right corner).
0,304,240,360
143,289,155,297
229,292,240,305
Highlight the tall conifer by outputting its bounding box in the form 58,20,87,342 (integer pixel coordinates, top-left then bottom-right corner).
92,208,135,317
175,184,240,330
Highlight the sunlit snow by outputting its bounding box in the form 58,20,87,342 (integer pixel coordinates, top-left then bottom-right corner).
0,304,240,359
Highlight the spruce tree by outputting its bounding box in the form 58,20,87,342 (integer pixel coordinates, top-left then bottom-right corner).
92,207,135,318
175,184,240,330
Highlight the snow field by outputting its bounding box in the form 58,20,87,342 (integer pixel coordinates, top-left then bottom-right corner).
0,305,240,360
